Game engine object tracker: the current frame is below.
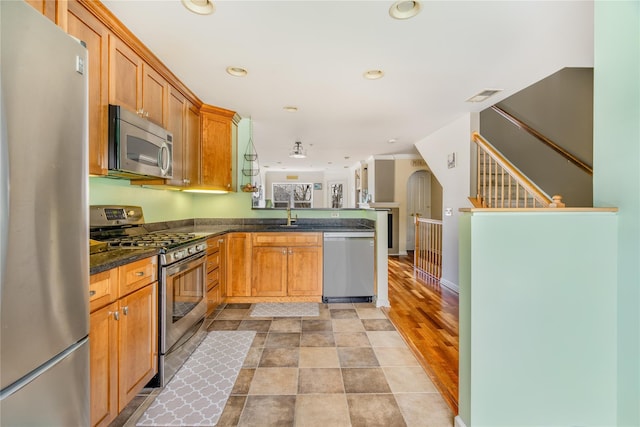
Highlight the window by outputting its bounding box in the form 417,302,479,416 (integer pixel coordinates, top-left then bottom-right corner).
272,183,313,208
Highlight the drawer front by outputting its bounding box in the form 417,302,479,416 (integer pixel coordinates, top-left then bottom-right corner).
89,268,118,312
252,232,322,247
206,284,221,313
207,251,220,272
119,256,158,297
207,268,220,291
206,236,224,255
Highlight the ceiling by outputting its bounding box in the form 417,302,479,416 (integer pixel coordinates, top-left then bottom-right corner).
101,0,593,173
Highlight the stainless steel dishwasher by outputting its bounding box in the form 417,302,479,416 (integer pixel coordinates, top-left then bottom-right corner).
323,231,375,303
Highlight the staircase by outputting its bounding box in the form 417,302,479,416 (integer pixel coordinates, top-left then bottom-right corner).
470,132,565,209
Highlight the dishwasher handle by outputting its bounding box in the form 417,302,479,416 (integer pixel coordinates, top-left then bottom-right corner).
323,231,375,240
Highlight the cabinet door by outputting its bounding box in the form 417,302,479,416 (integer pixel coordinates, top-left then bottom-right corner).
141,64,168,127
287,246,323,296
200,105,237,191
67,1,109,175
226,233,251,297
25,0,57,23
184,101,200,187
90,303,118,427
109,35,142,114
252,247,287,297
118,283,158,411
166,87,186,186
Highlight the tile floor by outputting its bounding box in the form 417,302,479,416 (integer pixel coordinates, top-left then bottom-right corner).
113,302,454,427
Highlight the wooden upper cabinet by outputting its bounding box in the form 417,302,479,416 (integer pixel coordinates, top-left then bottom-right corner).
141,64,168,127
108,35,168,127
165,87,187,186
200,105,239,192
26,0,64,25
67,0,109,175
185,101,201,187
108,35,142,115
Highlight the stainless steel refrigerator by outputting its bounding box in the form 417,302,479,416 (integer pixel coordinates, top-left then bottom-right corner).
0,1,90,425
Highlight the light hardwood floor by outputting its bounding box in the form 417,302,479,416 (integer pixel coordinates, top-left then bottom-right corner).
383,253,459,414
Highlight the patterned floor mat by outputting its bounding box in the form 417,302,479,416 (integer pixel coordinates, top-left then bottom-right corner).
249,302,319,317
136,330,255,426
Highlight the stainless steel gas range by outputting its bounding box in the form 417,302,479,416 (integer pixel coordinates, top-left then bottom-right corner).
90,205,208,386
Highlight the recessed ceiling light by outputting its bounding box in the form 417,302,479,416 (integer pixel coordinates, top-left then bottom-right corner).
363,70,384,80
389,1,421,20
466,89,502,103
181,0,215,15
226,66,247,77
283,106,298,113
388,138,398,144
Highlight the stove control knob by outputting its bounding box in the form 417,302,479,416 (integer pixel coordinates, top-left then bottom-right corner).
188,246,196,255
196,244,206,252
174,250,184,260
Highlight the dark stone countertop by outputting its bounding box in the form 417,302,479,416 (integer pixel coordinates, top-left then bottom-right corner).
89,221,375,275
90,247,160,275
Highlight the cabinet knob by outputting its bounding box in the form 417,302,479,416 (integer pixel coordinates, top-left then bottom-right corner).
89,290,96,297
112,311,119,321
135,271,145,277
282,249,287,255
122,306,129,316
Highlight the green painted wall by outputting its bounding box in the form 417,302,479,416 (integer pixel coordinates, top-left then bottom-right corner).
89,177,193,223
460,211,618,426
458,214,472,425
89,118,373,222
593,2,640,425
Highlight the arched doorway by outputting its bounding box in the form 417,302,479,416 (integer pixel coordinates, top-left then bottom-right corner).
406,170,431,251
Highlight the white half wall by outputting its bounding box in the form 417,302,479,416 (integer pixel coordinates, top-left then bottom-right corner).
414,113,477,289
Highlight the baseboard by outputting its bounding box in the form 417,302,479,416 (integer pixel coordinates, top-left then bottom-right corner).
440,278,459,293
454,415,467,427
376,298,390,308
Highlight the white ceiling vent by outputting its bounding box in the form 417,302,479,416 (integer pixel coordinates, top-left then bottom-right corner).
466,89,502,103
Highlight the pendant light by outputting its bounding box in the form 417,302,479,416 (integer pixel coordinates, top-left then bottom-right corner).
289,141,307,159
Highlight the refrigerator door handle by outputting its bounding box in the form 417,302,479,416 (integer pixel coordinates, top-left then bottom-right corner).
0,92,9,285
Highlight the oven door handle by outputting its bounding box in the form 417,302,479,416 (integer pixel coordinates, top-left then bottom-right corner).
165,253,206,276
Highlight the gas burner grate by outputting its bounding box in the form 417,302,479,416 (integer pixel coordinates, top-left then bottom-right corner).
104,232,197,248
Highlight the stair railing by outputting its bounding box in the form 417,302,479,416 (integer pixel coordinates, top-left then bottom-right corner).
471,132,565,208
414,215,442,279
490,106,593,176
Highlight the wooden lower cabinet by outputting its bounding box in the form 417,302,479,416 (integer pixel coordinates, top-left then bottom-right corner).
226,233,251,297
89,302,118,427
89,257,158,427
251,246,288,296
286,246,323,296
206,235,225,314
251,233,323,298
117,283,158,409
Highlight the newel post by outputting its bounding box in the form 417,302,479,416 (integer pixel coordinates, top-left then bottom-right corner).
548,194,566,208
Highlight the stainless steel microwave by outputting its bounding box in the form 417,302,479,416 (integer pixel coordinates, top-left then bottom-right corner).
108,104,173,179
